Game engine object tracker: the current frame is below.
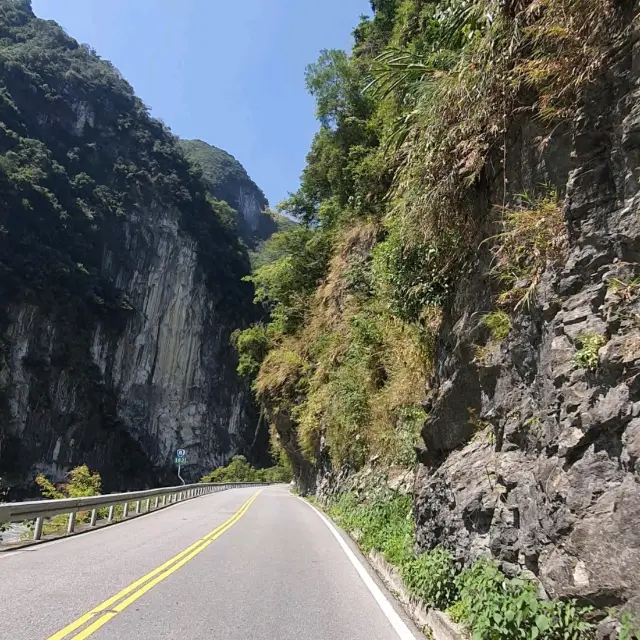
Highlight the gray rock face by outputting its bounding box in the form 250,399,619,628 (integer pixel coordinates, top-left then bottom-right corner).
0,200,258,491
414,6,640,610
0,3,266,493
177,139,277,247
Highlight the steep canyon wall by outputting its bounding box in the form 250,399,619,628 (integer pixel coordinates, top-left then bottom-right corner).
0,0,269,493
414,3,640,612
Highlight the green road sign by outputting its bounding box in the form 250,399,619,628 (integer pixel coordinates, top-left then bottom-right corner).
174,456,186,465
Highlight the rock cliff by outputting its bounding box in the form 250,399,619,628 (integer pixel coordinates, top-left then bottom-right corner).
0,0,267,494
414,1,640,615
179,139,277,247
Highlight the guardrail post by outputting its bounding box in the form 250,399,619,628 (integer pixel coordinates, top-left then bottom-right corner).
135,500,141,514
145,498,150,512
123,503,129,518
34,517,43,541
108,505,115,523
67,511,76,534
90,509,98,527
162,495,166,506
154,496,159,509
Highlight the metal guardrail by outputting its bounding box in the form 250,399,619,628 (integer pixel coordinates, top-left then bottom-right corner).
0,481,270,542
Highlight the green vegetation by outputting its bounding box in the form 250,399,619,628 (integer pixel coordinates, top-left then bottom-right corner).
454,560,593,640
231,0,624,487
490,192,566,310
33,464,106,535
179,139,276,246
200,455,291,484
232,325,270,378
482,311,512,343
35,464,101,500
402,547,459,610
327,491,413,566
248,213,299,271
607,276,640,302
326,491,595,640
574,333,607,370
618,612,640,640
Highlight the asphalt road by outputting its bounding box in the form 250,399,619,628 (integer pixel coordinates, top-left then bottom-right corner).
0,485,421,640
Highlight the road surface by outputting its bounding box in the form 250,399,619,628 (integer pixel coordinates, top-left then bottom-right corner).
0,485,421,640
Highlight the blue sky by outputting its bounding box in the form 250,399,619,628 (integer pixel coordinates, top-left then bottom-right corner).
31,0,371,207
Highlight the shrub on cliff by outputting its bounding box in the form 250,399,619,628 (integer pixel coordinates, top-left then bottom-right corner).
234,0,628,488
200,455,291,484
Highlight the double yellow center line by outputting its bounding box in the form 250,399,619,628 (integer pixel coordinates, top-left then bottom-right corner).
47,489,262,640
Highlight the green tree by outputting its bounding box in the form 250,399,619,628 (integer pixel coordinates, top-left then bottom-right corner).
200,455,291,484
35,464,102,499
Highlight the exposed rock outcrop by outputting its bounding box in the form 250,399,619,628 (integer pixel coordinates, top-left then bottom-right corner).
0,1,268,494
414,3,640,612
179,139,277,247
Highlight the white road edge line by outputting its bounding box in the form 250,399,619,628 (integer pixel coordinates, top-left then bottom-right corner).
298,496,419,640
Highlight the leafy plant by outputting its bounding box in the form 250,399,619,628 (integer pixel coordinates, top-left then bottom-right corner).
200,455,291,484
607,277,640,302
455,559,594,640
372,225,458,322
402,547,459,610
34,465,104,532
233,325,270,378
490,192,566,310
327,491,414,566
618,612,640,640
574,333,607,370
35,464,102,499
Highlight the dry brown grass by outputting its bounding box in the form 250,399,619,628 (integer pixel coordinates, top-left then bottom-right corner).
369,314,430,464
514,0,623,121
388,0,626,279
490,191,566,309
259,219,432,468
